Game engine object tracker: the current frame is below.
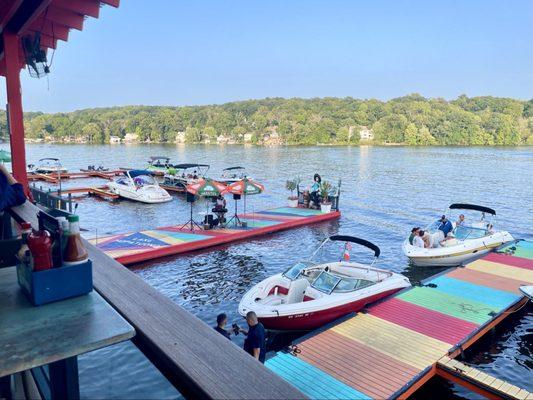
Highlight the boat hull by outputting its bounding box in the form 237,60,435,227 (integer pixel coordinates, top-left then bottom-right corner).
255,288,401,330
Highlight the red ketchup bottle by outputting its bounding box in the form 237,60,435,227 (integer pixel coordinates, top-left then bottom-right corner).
27,229,54,271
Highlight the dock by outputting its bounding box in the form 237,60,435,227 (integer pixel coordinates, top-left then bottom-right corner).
90,207,341,265
265,240,533,399
51,186,119,201
27,170,123,183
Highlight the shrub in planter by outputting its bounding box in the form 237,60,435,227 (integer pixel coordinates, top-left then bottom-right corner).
320,181,332,213
286,178,300,207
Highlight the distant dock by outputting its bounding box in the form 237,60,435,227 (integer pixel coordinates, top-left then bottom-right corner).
90,207,341,265
266,240,533,399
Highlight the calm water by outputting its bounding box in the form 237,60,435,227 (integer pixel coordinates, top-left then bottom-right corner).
14,144,533,398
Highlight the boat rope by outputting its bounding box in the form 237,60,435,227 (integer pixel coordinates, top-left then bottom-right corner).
288,345,301,356
498,298,530,314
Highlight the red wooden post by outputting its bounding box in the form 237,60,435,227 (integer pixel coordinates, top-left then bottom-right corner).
3,30,29,191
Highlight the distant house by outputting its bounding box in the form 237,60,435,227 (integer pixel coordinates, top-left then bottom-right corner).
175,131,186,144
109,136,121,144
359,127,374,141
123,133,139,143
217,135,230,144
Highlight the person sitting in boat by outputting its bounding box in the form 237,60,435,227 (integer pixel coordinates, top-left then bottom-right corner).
309,173,321,209
192,170,198,179
409,227,420,245
214,313,231,340
438,215,453,237
422,230,432,248
487,223,495,235
455,214,465,227
413,230,425,248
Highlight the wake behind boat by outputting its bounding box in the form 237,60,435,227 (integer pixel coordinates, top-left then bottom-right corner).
108,170,172,203
403,203,514,267
239,235,410,331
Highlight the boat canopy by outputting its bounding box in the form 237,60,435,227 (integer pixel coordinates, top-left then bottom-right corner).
127,169,153,178
449,203,496,215
223,166,244,171
173,163,210,169
329,235,381,258
39,158,60,162
149,156,170,161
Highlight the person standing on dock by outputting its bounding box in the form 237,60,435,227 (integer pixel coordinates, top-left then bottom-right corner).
214,313,232,340
240,311,266,363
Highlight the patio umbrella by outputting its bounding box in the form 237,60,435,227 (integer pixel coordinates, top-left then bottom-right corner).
181,178,227,230
222,178,265,225
0,149,11,163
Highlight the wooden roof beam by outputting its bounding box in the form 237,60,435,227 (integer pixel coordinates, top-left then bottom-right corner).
6,0,53,35
46,5,85,31
100,0,120,8
0,0,24,33
29,18,69,41
52,0,100,19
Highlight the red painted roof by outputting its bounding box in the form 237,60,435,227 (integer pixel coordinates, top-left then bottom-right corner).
0,0,119,76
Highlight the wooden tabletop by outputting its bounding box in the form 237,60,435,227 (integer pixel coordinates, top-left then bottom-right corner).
0,266,135,377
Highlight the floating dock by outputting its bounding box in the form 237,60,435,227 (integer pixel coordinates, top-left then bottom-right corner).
27,170,122,183
52,186,119,200
266,240,533,399
90,207,341,265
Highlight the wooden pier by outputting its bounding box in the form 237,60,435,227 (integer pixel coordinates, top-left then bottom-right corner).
266,240,533,399
51,186,119,201
90,207,341,265
27,170,123,183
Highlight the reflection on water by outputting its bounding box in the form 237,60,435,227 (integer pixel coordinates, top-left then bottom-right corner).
11,144,532,399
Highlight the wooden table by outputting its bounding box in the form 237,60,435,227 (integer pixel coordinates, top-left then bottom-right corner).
0,266,135,399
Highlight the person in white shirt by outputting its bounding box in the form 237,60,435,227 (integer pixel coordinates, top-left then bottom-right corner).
413,230,426,248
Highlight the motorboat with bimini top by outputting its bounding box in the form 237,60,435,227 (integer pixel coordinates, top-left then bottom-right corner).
217,166,252,185
28,158,68,174
107,170,172,203
161,163,210,192
403,203,514,267
238,235,410,330
146,156,172,175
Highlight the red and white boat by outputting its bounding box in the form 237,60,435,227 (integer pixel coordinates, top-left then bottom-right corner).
238,235,411,331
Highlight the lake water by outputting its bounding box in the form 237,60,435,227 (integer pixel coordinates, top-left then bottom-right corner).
13,144,533,398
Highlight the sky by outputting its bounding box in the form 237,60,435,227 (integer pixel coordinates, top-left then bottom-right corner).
1,0,532,112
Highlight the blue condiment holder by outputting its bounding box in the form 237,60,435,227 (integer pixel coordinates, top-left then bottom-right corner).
16,260,93,306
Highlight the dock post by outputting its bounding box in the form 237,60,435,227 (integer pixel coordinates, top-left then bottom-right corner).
68,194,73,213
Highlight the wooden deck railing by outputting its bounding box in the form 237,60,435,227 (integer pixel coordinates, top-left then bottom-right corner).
10,201,306,400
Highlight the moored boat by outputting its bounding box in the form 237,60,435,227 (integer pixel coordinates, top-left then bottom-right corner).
161,163,210,192
28,158,68,174
108,170,172,203
146,156,172,175
217,166,252,184
238,235,410,330
403,203,514,267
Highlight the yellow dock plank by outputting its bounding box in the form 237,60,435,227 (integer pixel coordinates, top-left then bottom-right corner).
332,314,450,370
480,374,496,387
467,259,533,283
491,379,506,390
504,385,521,397
499,382,513,394
515,389,531,400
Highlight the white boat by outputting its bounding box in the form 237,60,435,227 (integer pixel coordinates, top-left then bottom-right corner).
403,203,514,267
28,158,68,174
161,163,210,193
108,170,172,203
519,286,533,300
239,235,410,331
217,166,252,184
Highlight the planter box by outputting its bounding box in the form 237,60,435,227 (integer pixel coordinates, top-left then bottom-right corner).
320,203,332,213
287,198,299,208
17,260,93,306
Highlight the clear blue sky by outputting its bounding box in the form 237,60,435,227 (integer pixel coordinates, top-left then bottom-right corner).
2,0,532,112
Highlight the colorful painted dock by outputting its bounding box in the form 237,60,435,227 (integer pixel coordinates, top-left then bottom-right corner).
266,240,533,399
90,207,341,265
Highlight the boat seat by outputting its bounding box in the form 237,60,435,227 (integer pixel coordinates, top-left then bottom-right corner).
286,279,308,304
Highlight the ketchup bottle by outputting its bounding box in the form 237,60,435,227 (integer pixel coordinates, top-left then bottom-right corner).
27,229,54,271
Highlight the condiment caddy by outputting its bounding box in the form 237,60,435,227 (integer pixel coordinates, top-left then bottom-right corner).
16,211,93,306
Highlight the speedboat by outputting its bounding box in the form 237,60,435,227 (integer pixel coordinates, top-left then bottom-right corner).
403,203,514,267
146,156,171,175
217,166,252,184
28,158,68,174
161,163,210,192
238,235,411,331
108,170,172,203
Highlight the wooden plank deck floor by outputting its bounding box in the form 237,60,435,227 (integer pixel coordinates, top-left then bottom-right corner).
266,240,533,399
89,207,341,265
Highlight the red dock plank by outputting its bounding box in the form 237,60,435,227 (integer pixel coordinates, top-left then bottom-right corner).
446,267,526,294
484,252,533,270
370,298,479,345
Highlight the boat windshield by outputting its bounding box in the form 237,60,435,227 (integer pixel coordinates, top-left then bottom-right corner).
282,261,314,281
133,175,156,186
453,225,488,240
311,271,342,295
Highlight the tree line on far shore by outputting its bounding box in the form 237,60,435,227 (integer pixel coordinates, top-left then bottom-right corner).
1,94,532,146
